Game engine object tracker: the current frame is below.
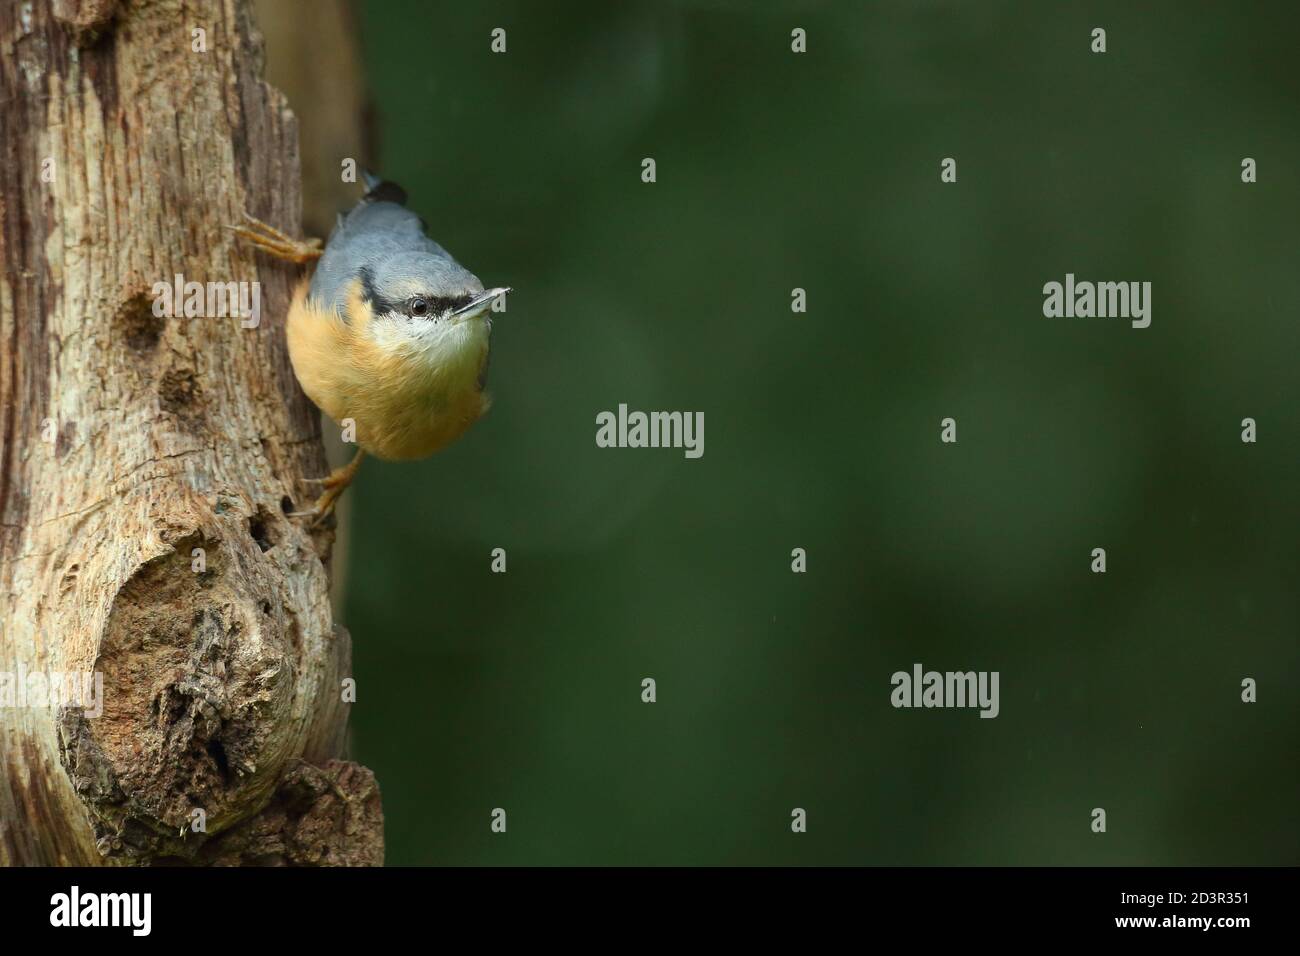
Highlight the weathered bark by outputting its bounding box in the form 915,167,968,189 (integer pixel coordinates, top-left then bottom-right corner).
253,0,375,618
0,0,382,865
252,0,373,239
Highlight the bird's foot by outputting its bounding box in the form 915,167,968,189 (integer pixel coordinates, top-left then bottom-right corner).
299,470,353,490
286,486,346,526
228,212,323,264
288,451,365,526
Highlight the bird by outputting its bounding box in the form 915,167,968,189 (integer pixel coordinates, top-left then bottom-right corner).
230,174,510,522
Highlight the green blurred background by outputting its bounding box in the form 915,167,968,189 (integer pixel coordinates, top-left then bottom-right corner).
335,0,1298,864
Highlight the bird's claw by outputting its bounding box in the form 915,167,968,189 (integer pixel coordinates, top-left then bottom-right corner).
286,496,339,528
228,212,323,264
287,451,364,526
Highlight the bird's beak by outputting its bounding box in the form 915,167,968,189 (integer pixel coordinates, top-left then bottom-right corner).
452,287,511,319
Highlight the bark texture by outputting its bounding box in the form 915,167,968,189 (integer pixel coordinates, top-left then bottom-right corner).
253,0,376,618
0,0,382,865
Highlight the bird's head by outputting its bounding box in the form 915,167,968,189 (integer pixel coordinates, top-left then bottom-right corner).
356,251,508,340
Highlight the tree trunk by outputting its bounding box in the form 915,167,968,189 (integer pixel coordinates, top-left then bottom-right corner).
253,0,376,620
0,0,383,865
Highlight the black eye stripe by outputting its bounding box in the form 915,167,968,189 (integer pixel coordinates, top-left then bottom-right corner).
408,294,473,317
357,266,399,319
356,270,475,319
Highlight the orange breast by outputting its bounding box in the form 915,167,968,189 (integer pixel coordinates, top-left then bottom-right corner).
286,279,490,461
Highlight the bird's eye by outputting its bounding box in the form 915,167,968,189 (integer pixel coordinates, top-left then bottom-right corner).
409,298,429,317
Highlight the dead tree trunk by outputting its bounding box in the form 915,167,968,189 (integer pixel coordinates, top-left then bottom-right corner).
0,0,382,865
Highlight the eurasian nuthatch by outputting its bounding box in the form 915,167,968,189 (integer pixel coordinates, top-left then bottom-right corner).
232,174,509,519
